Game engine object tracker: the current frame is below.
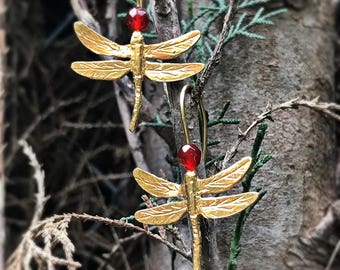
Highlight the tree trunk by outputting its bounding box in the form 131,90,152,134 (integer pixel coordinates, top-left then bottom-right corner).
204,1,336,269
147,0,337,269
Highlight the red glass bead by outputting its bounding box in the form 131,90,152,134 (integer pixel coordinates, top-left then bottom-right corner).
126,7,149,32
178,144,201,172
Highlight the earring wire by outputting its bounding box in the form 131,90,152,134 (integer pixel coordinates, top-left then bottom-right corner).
179,84,207,162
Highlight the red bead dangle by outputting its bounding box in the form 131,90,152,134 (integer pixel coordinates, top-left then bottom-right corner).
126,7,149,32
178,144,201,172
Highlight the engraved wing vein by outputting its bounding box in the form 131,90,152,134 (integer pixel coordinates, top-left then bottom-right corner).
135,201,187,225
71,60,130,80
144,30,201,59
74,22,131,58
133,168,184,198
198,157,252,194
200,192,258,219
145,62,204,82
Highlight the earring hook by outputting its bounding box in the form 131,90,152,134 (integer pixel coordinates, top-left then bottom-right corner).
179,84,207,162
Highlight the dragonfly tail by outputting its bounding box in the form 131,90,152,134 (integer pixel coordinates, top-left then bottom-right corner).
129,78,143,132
191,216,202,270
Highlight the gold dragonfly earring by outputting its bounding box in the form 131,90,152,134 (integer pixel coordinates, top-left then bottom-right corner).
133,84,259,270
71,0,204,132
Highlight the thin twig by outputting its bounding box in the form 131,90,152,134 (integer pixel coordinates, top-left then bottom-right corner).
223,96,340,167
28,213,192,261
70,0,100,32
19,140,49,229
53,172,132,199
70,213,192,260
62,121,123,129
193,0,238,101
325,240,340,270
5,95,86,167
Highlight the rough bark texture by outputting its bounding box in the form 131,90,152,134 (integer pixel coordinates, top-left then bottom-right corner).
0,0,5,268
146,0,337,269
203,1,336,269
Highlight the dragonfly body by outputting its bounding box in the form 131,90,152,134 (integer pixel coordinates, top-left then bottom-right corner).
185,171,202,270
71,22,204,132
129,32,145,130
133,156,259,270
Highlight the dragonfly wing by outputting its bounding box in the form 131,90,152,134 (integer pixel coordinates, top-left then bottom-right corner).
200,192,259,219
144,30,201,60
133,168,184,198
71,60,130,80
74,21,131,58
145,61,204,82
135,201,187,225
198,157,252,195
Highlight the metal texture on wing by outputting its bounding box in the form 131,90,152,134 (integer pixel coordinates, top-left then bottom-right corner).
135,201,187,225
133,168,184,198
198,157,252,195
71,60,130,80
200,192,258,219
144,30,201,60
74,22,131,58
145,62,204,82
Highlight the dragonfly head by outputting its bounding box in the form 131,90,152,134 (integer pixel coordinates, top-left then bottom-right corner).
131,31,144,44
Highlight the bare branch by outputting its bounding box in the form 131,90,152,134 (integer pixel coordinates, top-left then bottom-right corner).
19,140,49,229
223,97,340,167
69,213,192,260
70,0,100,31
193,0,238,101
62,121,123,130
326,240,340,270
5,95,86,167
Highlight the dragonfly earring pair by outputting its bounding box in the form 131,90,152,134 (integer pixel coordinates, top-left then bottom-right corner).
71,2,259,269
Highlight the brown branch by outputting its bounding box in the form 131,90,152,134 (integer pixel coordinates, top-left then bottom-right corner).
53,172,132,199
0,0,5,267
152,0,189,151
61,121,123,129
5,95,86,168
8,212,192,269
223,96,340,167
326,240,340,270
70,0,100,32
56,213,192,260
193,0,237,101
19,140,49,229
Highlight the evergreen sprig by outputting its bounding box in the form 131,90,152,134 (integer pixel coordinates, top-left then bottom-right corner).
225,7,286,42
181,0,286,62
207,101,240,128
142,114,172,128
227,122,271,270
143,95,172,128
238,0,270,9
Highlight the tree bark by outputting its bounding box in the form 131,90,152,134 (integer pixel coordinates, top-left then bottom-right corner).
204,1,337,269
147,0,338,269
